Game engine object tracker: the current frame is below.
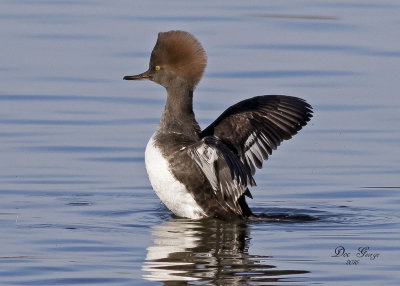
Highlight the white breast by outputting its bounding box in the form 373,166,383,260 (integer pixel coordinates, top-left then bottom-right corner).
144,135,206,219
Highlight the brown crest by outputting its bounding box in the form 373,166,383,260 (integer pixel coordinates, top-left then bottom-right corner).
150,30,207,87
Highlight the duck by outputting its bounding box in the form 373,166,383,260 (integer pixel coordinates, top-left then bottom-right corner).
124,30,312,219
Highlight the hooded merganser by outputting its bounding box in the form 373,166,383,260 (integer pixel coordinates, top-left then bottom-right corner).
124,30,312,219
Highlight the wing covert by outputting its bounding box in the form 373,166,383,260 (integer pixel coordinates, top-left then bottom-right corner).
187,136,255,213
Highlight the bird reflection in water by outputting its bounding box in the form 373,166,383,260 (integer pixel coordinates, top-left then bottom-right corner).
143,218,309,285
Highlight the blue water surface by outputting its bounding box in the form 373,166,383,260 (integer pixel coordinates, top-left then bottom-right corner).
1,0,399,285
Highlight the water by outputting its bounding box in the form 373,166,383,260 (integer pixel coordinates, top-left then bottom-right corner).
1,0,400,285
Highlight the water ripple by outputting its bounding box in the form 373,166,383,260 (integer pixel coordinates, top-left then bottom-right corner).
235,43,400,58
208,70,358,79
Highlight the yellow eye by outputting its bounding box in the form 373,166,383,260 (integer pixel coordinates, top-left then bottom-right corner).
155,65,160,71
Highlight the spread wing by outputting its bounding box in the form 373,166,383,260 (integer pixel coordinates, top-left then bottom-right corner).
187,136,255,214
201,95,313,174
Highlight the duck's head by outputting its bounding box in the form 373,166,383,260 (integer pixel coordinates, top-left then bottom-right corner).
124,30,207,90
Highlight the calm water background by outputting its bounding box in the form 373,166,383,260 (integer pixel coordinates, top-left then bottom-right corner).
1,0,400,285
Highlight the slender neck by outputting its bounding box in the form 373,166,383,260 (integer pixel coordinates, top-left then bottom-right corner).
158,81,200,138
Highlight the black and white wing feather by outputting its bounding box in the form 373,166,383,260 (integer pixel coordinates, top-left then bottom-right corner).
201,95,313,174
187,136,255,213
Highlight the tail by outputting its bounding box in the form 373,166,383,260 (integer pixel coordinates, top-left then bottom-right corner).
238,193,253,217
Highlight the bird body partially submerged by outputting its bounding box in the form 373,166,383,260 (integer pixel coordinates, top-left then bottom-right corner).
124,30,312,219
145,134,206,219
